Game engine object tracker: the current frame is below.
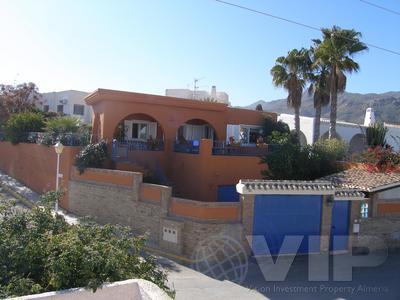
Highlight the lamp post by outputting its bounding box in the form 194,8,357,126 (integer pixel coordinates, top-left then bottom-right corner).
54,141,64,213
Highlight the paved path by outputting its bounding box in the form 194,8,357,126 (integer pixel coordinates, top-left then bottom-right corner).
161,253,400,300
0,170,79,224
159,257,266,300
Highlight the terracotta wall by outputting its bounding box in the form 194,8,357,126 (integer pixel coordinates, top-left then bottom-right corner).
170,197,240,222
377,203,400,216
86,89,276,145
69,167,240,223
169,139,265,202
0,142,80,208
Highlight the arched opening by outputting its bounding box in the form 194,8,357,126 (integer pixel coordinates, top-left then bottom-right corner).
320,131,342,141
349,133,367,154
291,130,308,147
176,119,217,144
113,113,165,150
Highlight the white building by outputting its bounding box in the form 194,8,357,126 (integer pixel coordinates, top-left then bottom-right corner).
278,108,400,153
165,85,230,105
39,90,91,124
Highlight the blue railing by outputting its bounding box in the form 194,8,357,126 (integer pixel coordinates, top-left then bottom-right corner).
117,139,164,151
212,141,280,156
174,140,200,154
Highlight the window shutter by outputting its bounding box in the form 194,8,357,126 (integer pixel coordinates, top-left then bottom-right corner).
226,124,240,142
148,122,157,139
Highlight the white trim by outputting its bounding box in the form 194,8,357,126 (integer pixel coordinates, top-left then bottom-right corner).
334,196,366,201
369,182,400,193
236,181,335,196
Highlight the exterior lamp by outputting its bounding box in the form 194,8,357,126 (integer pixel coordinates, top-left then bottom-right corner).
54,141,64,213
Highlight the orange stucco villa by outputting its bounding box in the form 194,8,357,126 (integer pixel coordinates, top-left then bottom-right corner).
86,89,277,202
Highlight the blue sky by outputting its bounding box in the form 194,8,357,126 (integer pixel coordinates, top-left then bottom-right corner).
0,0,399,107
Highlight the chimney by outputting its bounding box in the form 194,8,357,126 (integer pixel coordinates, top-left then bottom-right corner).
364,107,376,126
211,85,217,98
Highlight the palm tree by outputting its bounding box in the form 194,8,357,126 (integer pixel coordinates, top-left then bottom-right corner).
314,26,368,139
308,56,330,143
270,48,311,140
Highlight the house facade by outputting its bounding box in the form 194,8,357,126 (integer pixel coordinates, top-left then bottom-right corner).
85,88,276,202
39,90,92,124
278,108,400,152
165,85,230,104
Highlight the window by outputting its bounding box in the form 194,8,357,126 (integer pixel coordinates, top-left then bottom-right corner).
131,123,139,139
125,120,157,141
43,105,49,112
361,202,369,218
239,125,262,144
181,124,214,141
249,128,260,144
57,105,64,113
73,104,84,115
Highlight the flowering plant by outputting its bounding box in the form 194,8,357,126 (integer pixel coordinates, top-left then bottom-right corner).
360,146,400,173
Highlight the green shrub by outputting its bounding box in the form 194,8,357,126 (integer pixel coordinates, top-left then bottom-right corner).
4,112,44,144
39,116,90,146
313,138,348,161
75,140,108,174
0,193,173,298
262,118,290,140
261,134,345,180
45,116,80,135
366,123,388,147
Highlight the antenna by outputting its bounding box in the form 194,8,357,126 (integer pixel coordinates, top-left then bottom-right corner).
13,73,20,86
193,77,205,99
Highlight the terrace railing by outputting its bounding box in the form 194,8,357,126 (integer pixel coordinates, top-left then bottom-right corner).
212,141,280,156
119,139,164,151
112,139,165,160
173,140,200,154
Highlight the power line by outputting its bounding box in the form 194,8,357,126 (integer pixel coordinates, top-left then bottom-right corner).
214,0,400,56
358,0,400,16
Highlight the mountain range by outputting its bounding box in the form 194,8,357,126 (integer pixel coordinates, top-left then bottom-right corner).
246,91,400,125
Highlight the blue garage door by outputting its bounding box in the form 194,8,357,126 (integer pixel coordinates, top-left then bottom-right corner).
217,185,240,202
330,201,350,252
253,195,322,255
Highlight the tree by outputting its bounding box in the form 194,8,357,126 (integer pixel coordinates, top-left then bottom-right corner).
308,49,330,142
262,117,290,140
270,48,311,139
255,104,263,111
0,83,41,124
4,112,45,144
0,192,173,298
314,26,368,139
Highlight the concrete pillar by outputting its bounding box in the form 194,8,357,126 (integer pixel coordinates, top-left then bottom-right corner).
320,195,333,252
348,201,361,249
241,194,255,255
160,186,172,217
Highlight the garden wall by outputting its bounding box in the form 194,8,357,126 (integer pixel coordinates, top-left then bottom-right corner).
355,216,400,251
0,141,80,208
68,167,242,257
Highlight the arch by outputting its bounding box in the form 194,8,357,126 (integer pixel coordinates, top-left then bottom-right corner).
113,113,165,142
176,118,217,144
290,130,308,147
349,133,367,154
320,131,342,141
